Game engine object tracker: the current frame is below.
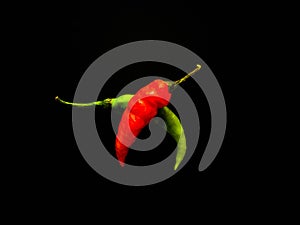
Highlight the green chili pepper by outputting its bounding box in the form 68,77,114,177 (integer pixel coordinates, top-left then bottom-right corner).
55,94,187,170
157,106,186,170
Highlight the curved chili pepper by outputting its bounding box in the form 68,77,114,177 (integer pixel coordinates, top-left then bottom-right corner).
56,94,187,170
111,95,186,170
158,106,186,170
55,64,201,168
115,80,172,166
115,65,201,166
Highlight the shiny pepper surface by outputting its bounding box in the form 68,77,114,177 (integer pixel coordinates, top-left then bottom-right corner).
115,79,172,166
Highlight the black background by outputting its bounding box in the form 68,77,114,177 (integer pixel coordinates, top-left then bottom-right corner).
21,3,281,221
2,1,294,222
47,7,241,204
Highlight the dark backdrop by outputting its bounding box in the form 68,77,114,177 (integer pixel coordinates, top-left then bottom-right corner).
34,3,267,221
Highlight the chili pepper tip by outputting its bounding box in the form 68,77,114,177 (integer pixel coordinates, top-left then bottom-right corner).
119,162,125,167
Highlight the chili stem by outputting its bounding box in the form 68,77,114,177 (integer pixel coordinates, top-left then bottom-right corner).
55,96,111,107
174,64,201,86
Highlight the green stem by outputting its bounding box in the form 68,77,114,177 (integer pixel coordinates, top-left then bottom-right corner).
168,64,201,91
55,96,112,107
175,64,201,85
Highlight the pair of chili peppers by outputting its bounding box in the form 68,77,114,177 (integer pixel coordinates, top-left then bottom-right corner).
56,64,201,170
113,94,186,170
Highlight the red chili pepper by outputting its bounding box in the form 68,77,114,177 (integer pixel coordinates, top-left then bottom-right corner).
115,79,171,166
115,65,201,166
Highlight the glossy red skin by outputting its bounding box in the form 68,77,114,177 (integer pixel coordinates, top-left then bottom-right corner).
115,79,171,166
